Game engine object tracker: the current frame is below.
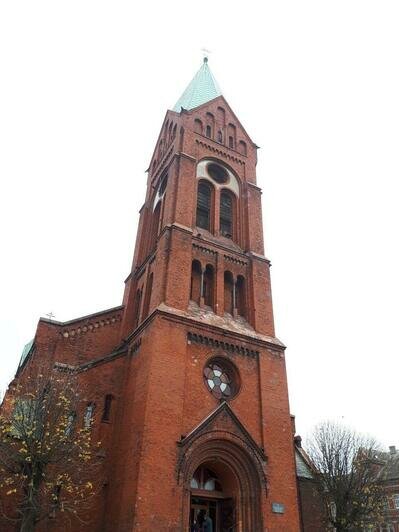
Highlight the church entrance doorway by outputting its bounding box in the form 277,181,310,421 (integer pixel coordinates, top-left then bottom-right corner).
189,464,236,531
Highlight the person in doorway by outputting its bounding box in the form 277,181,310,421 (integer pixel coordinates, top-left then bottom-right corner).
190,518,199,532
196,510,205,531
202,510,213,532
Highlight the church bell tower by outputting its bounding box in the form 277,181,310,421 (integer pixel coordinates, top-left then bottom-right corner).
108,58,301,531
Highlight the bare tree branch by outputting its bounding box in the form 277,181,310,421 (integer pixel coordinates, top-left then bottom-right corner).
306,421,385,531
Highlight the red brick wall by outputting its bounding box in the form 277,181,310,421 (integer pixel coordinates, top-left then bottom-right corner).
297,478,327,532
2,93,302,531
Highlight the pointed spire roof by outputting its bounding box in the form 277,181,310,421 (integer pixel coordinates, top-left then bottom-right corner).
172,58,222,112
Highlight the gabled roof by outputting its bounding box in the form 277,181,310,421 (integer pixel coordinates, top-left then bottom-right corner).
18,339,35,369
172,58,222,112
179,401,266,461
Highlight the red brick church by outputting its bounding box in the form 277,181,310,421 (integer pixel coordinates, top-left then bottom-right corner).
6,59,302,531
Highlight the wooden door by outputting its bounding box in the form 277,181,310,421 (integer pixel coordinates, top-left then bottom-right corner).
220,498,235,531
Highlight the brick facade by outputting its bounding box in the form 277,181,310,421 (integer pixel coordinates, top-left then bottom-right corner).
2,63,302,531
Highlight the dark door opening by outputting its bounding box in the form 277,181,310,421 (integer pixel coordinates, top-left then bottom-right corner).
190,495,235,531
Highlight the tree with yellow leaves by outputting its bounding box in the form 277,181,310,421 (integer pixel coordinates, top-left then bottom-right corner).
307,421,385,531
0,367,101,532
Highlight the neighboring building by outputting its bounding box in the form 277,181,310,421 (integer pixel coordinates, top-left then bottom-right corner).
375,446,399,531
2,59,302,531
295,435,327,532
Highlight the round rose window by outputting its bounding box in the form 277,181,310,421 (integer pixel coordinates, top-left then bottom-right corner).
203,359,238,400
207,162,229,184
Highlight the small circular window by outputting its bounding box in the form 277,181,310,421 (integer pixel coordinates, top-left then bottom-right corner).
207,163,229,184
203,358,239,400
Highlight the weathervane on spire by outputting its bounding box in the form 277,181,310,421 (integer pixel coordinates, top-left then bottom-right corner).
201,48,211,63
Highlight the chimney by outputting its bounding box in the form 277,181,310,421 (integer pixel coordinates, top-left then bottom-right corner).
389,445,396,455
294,435,302,448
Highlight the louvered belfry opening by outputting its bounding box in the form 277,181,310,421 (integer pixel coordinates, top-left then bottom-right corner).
196,181,212,231
220,190,233,238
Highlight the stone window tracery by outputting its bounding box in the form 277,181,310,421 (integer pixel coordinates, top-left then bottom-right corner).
203,358,239,400
190,466,222,492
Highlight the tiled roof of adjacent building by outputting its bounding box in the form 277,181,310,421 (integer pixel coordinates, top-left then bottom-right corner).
172,58,222,112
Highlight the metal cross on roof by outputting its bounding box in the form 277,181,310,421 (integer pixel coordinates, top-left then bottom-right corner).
46,311,55,321
201,47,212,62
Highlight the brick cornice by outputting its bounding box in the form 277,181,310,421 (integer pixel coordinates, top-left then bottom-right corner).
123,305,285,354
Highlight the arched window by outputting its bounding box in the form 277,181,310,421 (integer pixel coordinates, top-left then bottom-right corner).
150,201,162,251
190,260,202,304
220,190,234,238
65,412,76,436
217,106,226,125
205,112,214,138
196,182,213,231
102,394,114,422
227,123,236,149
238,140,247,156
194,119,203,134
224,271,234,315
190,466,222,492
217,130,223,143
236,275,246,318
133,288,142,329
84,403,95,429
203,264,214,308
142,272,153,319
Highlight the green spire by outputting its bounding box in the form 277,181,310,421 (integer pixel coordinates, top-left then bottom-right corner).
172,58,222,112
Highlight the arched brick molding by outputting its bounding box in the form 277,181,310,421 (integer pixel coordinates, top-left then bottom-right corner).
178,424,266,531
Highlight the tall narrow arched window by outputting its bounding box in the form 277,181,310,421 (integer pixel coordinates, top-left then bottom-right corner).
84,403,95,429
142,272,153,319
224,271,234,315
220,190,234,238
196,182,213,231
236,275,246,318
150,201,162,251
238,140,247,156
190,260,202,304
133,288,142,329
203,264,214,309
102,394,114,422
206,112,214,138
194,119,203,134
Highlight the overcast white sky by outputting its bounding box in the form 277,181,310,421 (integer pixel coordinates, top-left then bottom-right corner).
1,1,398,447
